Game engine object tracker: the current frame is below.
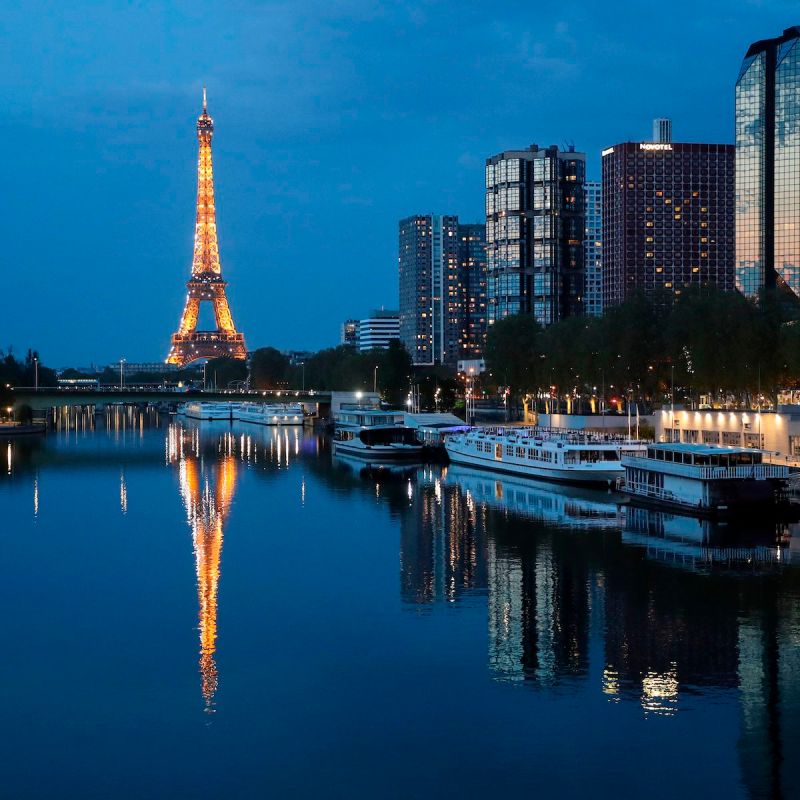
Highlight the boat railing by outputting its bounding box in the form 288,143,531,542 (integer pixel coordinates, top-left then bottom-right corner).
469,425,647,447
622,456,789,480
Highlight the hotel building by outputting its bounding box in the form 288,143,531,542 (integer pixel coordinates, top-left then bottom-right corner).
602,125,735,308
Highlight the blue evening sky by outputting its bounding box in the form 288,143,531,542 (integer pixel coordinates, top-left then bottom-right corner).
1,0,795,366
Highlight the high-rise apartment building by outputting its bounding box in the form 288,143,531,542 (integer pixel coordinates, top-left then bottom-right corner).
341,319,359,347
485,144,586,327
735,26,800,300
458,223,488,358
584,182,603,316
602,134,735,308
398,215,487,366
356,310,400,352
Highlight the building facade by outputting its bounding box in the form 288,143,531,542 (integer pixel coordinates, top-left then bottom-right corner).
602,140,735,308
398,215,487,366
341,319,359,347
485,144,586,327
458,223,488,358
584,181,603,316
735,26,800,300
356,310,400,352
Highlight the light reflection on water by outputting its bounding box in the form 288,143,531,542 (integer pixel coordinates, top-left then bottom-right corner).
1,411,799,798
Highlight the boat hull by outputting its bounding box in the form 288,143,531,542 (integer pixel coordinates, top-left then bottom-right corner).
332,439,423,461
445,447,622,486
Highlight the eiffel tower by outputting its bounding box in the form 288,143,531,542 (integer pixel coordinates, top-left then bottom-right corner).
166,90,247,366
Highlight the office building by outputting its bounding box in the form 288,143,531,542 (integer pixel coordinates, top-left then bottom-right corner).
356,310,400,352
341,319,359,347
602,126,735,308
584,181,603,316
736,26,800,300
485,144,586,327
398,215,487,366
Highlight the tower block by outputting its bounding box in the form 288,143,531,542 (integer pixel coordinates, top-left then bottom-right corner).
167,91,246,365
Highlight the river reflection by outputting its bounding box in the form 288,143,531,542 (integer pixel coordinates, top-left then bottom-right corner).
1,414,798,798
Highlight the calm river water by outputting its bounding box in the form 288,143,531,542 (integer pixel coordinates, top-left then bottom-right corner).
1,409,798,799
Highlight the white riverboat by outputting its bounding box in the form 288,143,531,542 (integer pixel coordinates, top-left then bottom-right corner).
444,426,647,486
236,403,304,426
182,401,234,421
333,407,424,462
620,443,790,515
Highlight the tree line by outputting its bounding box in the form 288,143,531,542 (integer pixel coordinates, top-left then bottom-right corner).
485,288,800,406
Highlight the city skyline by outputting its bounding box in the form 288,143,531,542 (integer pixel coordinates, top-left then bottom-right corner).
1,2,797,364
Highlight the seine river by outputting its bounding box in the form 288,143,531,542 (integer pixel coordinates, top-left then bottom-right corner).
1,409,798,799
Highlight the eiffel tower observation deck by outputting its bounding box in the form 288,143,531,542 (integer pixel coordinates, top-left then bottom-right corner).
166,90,247,366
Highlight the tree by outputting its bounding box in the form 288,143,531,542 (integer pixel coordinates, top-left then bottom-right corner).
485,314,542,395
205,356,248,389
250,348,290,389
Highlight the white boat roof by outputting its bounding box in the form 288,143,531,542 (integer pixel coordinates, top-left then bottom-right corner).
649,442,759,456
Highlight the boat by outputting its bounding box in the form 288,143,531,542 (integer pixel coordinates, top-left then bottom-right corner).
235,403,304,426
183,401,234,421
444,426,647,486
0,422,47,436
332,407,423,461
620,442,791,516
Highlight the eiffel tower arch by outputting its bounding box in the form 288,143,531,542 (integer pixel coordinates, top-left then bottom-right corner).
167,90,247,366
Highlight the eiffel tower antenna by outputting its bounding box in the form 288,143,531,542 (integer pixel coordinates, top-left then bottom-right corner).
166,94,247,366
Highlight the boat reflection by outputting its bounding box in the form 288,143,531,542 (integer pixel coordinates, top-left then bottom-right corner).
394,460,800,798
442,464,622,529
622,505,796,573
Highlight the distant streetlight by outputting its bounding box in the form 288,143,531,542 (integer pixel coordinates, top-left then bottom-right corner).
373,365,378,394
301,362,305,392
119,358,126,390
33,356,39,392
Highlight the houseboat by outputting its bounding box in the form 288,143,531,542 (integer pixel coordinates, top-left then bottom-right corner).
333,407,423,461
620,443,790,515
182,401,234,421
444,426,647,486
236,403,304,426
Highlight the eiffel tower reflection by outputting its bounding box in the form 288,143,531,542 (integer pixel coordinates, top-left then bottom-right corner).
170,424,238,712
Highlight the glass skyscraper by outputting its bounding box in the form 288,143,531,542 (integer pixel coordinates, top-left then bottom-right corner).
736,26,800,299
398,215,487,366
485,145,585,328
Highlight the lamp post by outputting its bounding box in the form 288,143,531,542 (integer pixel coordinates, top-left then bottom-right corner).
119,358,126,390
301,362,306,393
670,364,675,442
373,365,378,395
34,356,39,392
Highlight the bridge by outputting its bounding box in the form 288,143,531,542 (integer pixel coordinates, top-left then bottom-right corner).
11,387,379,417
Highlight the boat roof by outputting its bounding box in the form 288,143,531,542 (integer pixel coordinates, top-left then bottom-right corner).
649,442,757,456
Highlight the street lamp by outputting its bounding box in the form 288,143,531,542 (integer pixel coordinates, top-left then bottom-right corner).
373,365,378,394
119,358,126,390
33,356,39,392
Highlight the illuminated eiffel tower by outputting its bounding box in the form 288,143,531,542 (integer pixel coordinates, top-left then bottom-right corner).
166,90,247,365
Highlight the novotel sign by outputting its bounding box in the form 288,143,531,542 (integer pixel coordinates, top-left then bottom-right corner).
639,143,673,151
